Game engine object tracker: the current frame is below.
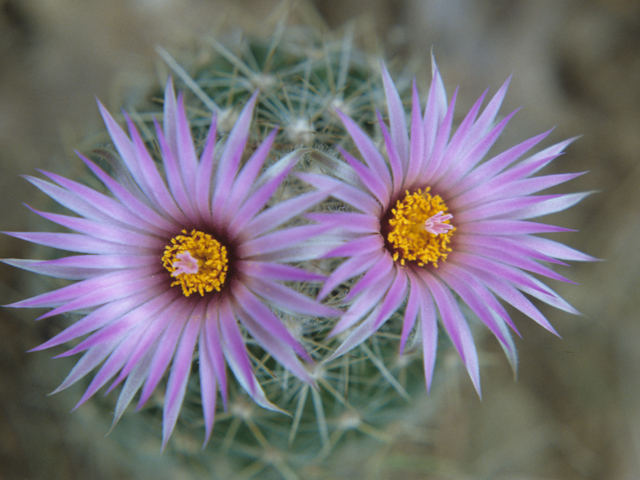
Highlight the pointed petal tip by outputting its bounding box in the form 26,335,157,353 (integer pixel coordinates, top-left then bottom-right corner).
26,344,46,353
161,437,170,453
430,50,438,71
2,295,52,311
468,369,482,400
2,298,22,309
513,327,523,339
165,74,175,93
52,349,77,359
70,396,89,412
242,89,260,114
96,97,107,112
380,60,392,81
35,311,57,321
334,107,348,122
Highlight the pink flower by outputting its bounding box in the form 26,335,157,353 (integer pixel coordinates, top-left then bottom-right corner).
4,80,336,448
303,61,594,394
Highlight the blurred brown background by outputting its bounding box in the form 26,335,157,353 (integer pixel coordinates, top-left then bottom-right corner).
1,0,638,478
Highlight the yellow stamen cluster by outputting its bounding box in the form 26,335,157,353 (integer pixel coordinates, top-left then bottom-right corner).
387,189,455,267
162,229,228,297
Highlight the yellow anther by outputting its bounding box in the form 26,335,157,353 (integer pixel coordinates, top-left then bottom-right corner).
162,229,228,297
387,189,455,267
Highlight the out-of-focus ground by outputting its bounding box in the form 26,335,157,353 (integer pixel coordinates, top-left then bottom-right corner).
0,0,638,478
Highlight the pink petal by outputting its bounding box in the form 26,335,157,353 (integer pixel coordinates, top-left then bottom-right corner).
218,297,278,411
418,279,438,392
231,281,311,361
378,111,405,198
338,146,390,208
445,130,552,198
297,172,382,217
78,154,178,232
422,57,448,164
236,260,325,283
106,293,183,392
243,190,328,240
162,301,202,450
305,212,380,235
344,251,395,302
335,110,392,193
137,307,190,409
211,91,259,221
126,114,189,223
203,301,227,410
419,271,481,396
400,270,421,354
226,151,299,240
328,269,395,337
381,62,409,164
317,250,382,300
405,80,425,190
194,113,218,224
222,129,278,223
324,235,384,259
154,119,200,224
421,88,457,181
72,322,149,410
237,224,329,259
51,339,121,394
233,301,314,386
198,322,219,446
174,93,200,196
244,276,339,319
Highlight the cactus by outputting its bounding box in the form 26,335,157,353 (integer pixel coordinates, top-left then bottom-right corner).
4,4,590,479
109,22,446,478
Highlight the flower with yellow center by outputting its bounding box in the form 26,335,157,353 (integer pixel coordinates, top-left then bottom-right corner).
162,229,228,297
305,60,592,398
387,189,454,267
6,79,339,450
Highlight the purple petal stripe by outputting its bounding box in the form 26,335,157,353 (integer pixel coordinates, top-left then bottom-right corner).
400,270,421,354
78,154,177,232
222,129,278,224
198,322,219,445
237,260,325,283
211,91,259,221
343,251,395,302
297,172,382,217
226,150,300,240
50,338,121,394
418,278,438,392
378,111,405,197
137,308,190,409
335,110,392,193
194,113,218,224
381,62,409,163
231,281,312,361
338,146,390,208
419,271,481,395
405,80,425,189
317,250,382,300
203,301,228,410
218,297,278,411
243,190,328,240
162,302,202,450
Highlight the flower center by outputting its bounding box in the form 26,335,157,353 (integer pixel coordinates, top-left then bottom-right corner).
387,189,455,267
162,229,228,297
